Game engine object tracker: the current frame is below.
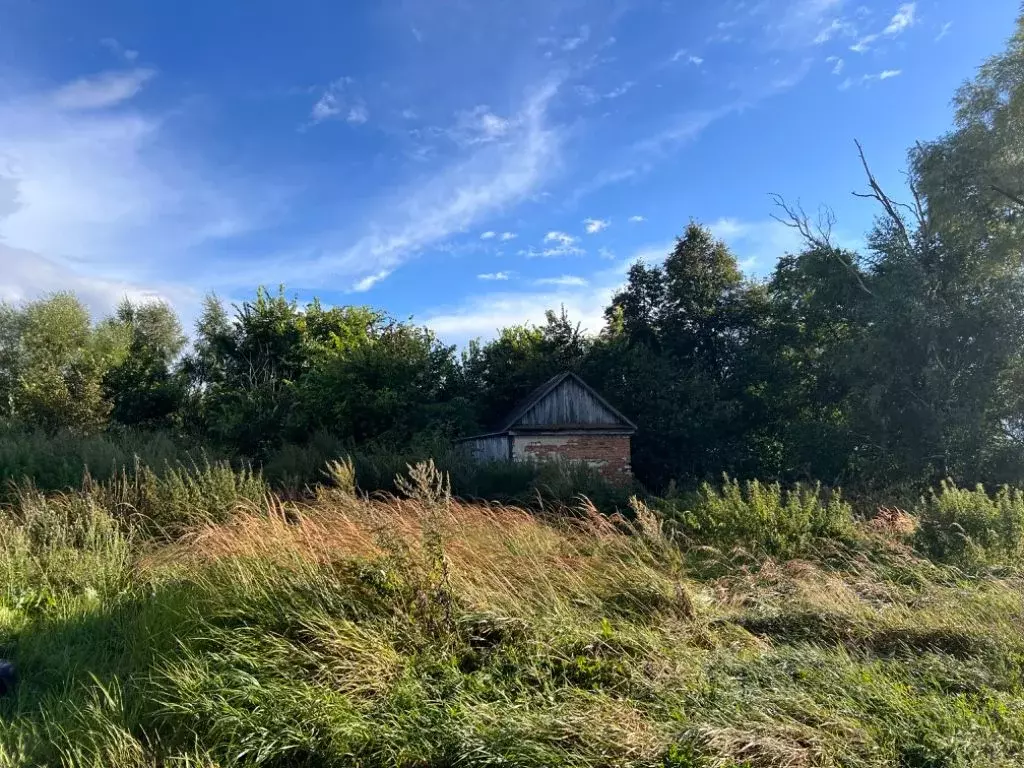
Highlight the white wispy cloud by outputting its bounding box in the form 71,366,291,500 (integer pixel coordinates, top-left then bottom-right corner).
709,217,806,272
520,230,585,258
352,270,391,292
583,218,609,234
1,75,277,296
562,24,591,51
813,18,857,44
843,69,903,89
883,3,916,35
423,242,671,343
536,275,588,287
309,77,364,126
499,231,517,241
0,242,201,324
450,106,512,145
826,56,845,75
288,80,563,290
671,49,704,65
545,231,576,246
849,33,879,53
52,68,155,110
936,22,952,42
347,104,369,124
570,60,811,206
478,271,511,280
765,0,847,48
628,215,646,223
480,231,497,240
99,38,139,62
311,86,343,122
851,2,916,53
598,247,615,259
604,81,636,99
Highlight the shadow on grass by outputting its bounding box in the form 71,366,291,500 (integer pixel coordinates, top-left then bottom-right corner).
729,610,994,660
0,576,209,764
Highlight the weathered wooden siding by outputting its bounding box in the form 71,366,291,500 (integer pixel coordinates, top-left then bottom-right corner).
461,435,510,462
517,377,622,428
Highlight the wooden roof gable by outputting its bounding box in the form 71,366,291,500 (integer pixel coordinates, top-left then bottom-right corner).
498,372,636,433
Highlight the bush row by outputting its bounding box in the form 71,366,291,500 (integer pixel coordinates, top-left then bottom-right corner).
5,423,1024,567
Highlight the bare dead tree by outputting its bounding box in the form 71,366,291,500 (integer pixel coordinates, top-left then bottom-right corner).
769,193,874,296
852,139,922,250
769,193,835,249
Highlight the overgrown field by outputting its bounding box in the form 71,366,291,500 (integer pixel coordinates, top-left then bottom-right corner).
2,461,1024,767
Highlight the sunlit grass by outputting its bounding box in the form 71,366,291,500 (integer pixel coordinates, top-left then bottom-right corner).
1,463,1023,766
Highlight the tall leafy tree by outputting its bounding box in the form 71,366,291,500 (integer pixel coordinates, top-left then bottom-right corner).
0,293,130,433
104,300,187,428
598,223,762,487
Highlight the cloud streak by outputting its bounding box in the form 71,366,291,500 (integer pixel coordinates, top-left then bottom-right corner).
293,80,563,290
52,68,155,110
851,2,916,53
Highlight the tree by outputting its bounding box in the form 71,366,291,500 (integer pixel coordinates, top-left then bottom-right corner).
0,293,130,433
299,320,468,446
597,223,763,487
104,300,187,428
751,244,869,482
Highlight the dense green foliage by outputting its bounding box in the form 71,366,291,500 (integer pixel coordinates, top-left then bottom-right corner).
660,477,854,558
915,480,1024,567
3,17,1024,499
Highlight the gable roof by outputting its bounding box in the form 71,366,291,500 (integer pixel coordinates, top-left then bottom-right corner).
497,372,636,433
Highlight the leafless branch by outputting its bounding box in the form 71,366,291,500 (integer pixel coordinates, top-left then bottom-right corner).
769,194,834,248
770,193,873,295
991,183,1024,208
854,139,914,249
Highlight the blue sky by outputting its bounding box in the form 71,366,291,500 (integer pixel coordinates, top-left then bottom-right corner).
0,0,1017,341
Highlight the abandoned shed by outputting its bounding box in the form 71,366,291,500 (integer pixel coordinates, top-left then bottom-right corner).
457,372,636,481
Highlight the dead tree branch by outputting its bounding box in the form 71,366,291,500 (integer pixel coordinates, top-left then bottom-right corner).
853,139,915,250
991,183,1024,208
769,193,834,250
770,193,874,296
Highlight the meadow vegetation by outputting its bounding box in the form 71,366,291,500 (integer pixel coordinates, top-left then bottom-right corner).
2,459,1024,767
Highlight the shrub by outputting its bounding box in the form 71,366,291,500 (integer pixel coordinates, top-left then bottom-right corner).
0,424,205,496
660,477,854,557
914,480,1024,567
0,485,135,605
96,458,269,536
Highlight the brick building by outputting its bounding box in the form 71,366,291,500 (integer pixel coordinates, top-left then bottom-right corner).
457,373,636,482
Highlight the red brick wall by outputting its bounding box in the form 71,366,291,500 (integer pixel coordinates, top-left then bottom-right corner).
513,434,632,482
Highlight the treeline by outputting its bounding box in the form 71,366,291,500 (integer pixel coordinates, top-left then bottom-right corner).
3,17,1024,495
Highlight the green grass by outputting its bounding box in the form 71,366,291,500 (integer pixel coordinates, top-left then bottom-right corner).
1,465,1024,766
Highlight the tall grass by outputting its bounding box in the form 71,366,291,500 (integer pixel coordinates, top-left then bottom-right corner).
0,426,632,509
2,462,1024,766
0,425,203,496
